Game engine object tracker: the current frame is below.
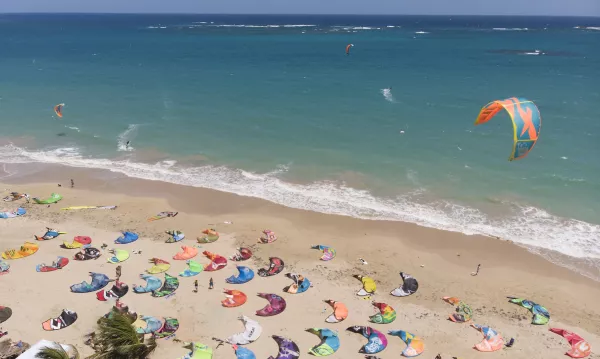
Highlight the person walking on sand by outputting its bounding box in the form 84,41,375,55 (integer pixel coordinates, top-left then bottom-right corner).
70,179,74,188
209,277,214,290
194,279,198,292
116,265,122,280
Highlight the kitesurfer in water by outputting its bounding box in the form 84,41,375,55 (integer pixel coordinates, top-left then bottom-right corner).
126,141,130,149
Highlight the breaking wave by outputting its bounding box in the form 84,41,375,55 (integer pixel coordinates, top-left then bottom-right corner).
1,143,598,281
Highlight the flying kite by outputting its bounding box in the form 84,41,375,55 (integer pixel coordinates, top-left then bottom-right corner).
346,44,354,55
474,97,541,161
54,103,64,118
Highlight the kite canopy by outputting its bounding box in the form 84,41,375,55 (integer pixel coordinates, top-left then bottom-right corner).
311,245,336,261
507,297,550,325
0,307,12,324
166,230,185,243
154,317,179,339
391,272,419,297
346,44,354,54
0,260,10,274
54,103,64,118
258,257,284,277
33,193,62,204
389,330,424,357
227,315,262,345
147,211,178,222
152,273,179,297
307,328,340,356
180,260,204,277
549,328,591,358
370,302,396,324
474,97,541,161
134,274,162,293
222,289,247,308
325,300,348,323
96,281,129,301
115,231,139,244
2,242,39,260
181,342,213,359
203,251,227,271
346,326,388,354
268,335,300,359
107,249,130,264
233,345,256,359
0,207,26,218
443,296,473,323
258,229,277,244
74,247,101,261
256,293,286,317
226,266,255,284
35,228,65,241
174,246,199,260
135,315,163,334
472,324,504,352
198,229,220,243
230,247,253,261
63,236,92,249
42,309,78,331
284,273,311,294
36,256,69,272
355,275,376,296
147,258,171,274
70,272,110,293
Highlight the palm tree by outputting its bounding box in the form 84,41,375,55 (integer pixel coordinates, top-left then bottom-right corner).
88,312,156,359
35,345,79,359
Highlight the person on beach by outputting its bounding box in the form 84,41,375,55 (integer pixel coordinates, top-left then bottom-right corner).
116,265,122,280
70,179,74,188
194,279,198,292
209,277,214,290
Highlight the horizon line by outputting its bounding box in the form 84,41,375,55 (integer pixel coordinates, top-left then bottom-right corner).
1,12,599,18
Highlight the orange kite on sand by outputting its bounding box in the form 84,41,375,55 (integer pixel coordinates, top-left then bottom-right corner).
173,246,198,260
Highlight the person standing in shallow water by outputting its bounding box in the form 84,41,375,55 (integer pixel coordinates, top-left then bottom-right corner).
209,278,214,290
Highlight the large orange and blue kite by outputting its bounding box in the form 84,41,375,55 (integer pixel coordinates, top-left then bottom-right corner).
475,97,541,161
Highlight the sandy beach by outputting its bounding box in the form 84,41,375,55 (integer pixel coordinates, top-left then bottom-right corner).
0,163,598,358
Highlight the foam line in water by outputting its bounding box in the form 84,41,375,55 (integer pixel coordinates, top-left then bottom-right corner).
1,144,598,280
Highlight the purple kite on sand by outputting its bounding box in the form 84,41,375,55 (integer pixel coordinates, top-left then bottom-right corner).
268,335,300,359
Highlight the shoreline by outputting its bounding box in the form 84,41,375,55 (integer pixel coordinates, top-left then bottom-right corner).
1,161,598,283
1,164,599,358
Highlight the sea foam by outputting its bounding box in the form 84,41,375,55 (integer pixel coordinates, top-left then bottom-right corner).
1,143,599,282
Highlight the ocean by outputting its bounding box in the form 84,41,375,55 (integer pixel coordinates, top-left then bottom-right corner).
0,14,599,279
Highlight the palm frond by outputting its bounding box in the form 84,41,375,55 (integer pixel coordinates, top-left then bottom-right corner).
35,346,70,359
88,312,157,359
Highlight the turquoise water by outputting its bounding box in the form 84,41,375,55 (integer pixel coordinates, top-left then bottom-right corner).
0,14,599,278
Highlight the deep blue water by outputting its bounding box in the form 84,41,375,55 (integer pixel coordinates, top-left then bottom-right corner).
0,14,599,278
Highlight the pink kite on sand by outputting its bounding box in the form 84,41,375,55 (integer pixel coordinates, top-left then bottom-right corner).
257,229,277,244
203,251,227,271
472,324,503,352
550,328,591,358
173,246,198,260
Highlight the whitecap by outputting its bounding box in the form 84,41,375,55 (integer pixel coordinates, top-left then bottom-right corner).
380,88,394,103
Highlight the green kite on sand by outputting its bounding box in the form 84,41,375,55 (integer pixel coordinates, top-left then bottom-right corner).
33,193,63,204
507,297,550,325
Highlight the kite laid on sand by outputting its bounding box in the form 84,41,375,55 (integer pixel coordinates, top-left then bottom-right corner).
549,328,591,358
